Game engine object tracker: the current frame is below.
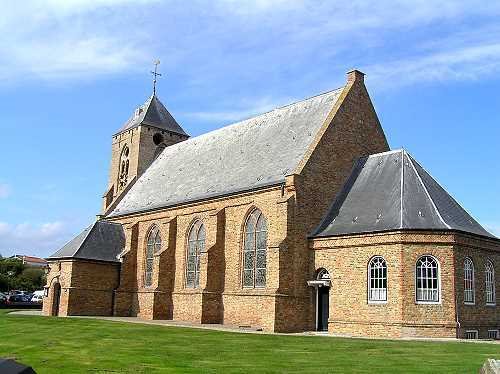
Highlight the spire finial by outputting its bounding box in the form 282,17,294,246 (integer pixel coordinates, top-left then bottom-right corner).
151,59,161,96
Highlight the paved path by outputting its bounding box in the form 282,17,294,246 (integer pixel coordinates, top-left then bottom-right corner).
9,310,499,344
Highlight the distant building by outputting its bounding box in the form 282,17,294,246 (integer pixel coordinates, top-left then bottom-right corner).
44,70,499,340
10,255,48,268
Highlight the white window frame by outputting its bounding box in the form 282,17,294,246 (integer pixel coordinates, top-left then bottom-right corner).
487,330,499,340
368,256,388,304
415,255,441,305
485,260,496,306
463,257,475,305
465,330,478,340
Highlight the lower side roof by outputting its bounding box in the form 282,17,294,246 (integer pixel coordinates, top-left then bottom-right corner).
312,149,496,240
48,220,125,262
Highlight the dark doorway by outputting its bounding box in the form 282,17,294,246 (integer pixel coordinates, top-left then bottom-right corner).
317,286,330,331
52,283,61,316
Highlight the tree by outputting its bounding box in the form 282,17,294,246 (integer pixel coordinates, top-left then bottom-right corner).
0,258,48,292
17,268,46,291
0,258,24,278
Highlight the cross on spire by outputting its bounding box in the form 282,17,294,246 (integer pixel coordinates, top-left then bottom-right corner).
151,59,162,96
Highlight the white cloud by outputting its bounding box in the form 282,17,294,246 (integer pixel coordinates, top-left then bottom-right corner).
366,42,500,88
1,0,500,88
0,1,157,82
0,184,10,199
0,221,72,258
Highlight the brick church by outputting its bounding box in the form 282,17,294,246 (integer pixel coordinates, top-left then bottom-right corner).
43,70,499,339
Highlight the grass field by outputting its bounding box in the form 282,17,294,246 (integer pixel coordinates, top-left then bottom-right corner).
0,310,498,373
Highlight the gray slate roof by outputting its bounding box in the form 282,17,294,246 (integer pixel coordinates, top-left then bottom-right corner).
312,149,496,239
48,221,125,262
109,88,344,217
118,95,188,136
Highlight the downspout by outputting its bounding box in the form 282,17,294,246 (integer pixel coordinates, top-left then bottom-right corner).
455,291,461,338
453,247,460,338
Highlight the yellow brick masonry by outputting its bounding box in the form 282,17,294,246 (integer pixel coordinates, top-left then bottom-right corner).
310,231,500,338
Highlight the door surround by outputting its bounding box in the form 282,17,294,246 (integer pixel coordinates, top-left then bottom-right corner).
307,268,331,332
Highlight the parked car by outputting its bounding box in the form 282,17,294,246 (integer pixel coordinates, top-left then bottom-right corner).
6,294,32,306
31,294,43,303
9,290,27,296
0,292,7,304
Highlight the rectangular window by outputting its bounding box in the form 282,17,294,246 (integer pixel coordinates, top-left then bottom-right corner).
485,262,496,305
415,256,440,303
487,330,499,340
464,258,475,304
465,330,478,340
368,257,387,303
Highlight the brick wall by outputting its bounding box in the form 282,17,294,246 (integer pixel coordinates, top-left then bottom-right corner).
110,185,288,331
454,235,500,339
43,260,119,317
310,231,500,338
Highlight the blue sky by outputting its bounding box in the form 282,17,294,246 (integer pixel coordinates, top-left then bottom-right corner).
1,0,499,257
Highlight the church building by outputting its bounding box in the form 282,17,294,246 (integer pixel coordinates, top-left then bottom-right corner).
43,70,499,339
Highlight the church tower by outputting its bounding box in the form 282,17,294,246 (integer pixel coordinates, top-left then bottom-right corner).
102,80,189,213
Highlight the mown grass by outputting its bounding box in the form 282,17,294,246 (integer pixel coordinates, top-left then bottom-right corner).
0,309,497,373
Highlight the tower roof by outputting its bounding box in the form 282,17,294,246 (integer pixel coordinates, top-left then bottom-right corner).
48,221,124,262
312,149,496,239
117,95,188,137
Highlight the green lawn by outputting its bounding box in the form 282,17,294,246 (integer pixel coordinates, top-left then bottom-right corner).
0,310,498,373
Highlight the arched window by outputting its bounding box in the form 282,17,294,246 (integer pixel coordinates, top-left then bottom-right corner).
368,256,387,302
118,146,130,190
144,225,161,287
243,208,268,288
416,255,440,303
464,257,475,304
485,260,496,305
186,220,205,288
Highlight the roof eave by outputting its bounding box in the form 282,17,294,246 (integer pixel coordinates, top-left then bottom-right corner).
107,180,285,219
46,256,121,264
309,227,500,243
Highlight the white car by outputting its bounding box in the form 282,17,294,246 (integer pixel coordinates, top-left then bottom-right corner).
31,291,44,303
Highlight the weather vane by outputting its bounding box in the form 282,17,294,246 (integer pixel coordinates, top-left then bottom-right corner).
151,59,161,96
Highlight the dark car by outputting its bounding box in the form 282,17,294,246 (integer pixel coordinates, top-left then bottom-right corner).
6,295,32,306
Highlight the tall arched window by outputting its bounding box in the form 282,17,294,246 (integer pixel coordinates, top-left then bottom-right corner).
144,225,161,287
416,255,440,303
485,260,496,305
464,257,475,304
118,145,130,190
243,208,268,288
186,220,205,288
368,256,387,302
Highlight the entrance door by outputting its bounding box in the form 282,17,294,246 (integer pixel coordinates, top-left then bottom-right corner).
317,286,330,331
52,283,61,316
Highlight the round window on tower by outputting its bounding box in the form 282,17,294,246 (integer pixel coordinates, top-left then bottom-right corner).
153,132,164,145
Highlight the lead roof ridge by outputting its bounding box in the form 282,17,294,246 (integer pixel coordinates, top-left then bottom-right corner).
406,153,451,229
